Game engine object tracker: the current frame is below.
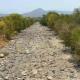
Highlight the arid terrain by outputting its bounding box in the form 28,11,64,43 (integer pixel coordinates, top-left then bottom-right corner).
0,23,80,80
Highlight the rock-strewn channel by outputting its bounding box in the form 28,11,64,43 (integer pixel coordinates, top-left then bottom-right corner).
0,23,80,80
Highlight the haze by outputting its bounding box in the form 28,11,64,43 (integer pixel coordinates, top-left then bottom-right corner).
0,0,80,13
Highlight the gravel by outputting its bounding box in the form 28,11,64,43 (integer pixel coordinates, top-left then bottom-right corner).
0,22,80,80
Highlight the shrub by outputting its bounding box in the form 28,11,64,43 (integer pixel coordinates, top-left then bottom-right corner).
40,8,80,61
0,21,7,39
40,15,47,26
46,12,59,28
69,27,80,61
0,14,34,40
3,14,27,32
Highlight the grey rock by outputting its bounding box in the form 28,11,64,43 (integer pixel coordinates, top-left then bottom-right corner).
47,76,53,80
0,23,79,80
21,71,27,76
0,54,5,58
32,69,38,75
0,78,3,80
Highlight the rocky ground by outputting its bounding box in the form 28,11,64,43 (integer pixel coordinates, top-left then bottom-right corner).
0,23,80,80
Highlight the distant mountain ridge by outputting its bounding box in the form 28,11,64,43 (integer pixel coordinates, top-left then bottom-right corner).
0,8,72,17
23,8,47,17
23,8,72,17
55,11,72,14
0,14,7,17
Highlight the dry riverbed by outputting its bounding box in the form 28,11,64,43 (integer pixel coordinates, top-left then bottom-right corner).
0,23,80,80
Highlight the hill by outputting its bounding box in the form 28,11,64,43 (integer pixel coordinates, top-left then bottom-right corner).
23,8,47,17
0,14,7,17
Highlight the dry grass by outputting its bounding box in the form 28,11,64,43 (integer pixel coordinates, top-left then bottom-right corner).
0,39,8,48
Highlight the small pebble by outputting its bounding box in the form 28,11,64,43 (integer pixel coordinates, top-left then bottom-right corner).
0,54,5,58
5,75,9,80
0,78,3,80
32,69,38,75
47,76,53,80
26,49,30,53
21,71,27,76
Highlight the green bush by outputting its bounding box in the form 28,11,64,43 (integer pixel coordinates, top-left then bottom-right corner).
3,14,27,32
40,8,80,61
69,27,80,61
40,15,47,26
0,21,7,39
0,14,34,39
70,27,80,52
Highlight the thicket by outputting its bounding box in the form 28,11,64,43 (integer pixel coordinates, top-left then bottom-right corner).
40,8,80,61
0,14,34,40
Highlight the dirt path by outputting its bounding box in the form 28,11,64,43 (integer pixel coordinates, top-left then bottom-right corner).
0,23,80,80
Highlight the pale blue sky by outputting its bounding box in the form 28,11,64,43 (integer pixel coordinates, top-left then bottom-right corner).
0,0,80,13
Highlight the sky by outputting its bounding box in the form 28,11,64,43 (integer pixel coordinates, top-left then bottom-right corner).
0,0,80,13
